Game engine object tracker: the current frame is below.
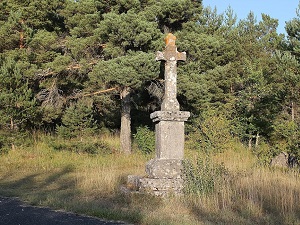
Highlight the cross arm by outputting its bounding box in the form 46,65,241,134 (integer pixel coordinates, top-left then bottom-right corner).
176,51,186,62
156,51,166,61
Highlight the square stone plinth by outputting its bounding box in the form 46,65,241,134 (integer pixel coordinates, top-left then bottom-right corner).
139,177,183,197
146,158,183,179
150,111,190,160
123,175,183,197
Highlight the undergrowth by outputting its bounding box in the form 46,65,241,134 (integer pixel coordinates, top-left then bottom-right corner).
182,156,228,195
0,133,299,225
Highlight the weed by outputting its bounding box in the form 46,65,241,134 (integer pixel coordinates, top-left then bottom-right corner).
133,126,155,154
182,155,228,196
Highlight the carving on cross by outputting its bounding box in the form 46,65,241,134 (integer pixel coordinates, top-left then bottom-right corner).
155,33,186,111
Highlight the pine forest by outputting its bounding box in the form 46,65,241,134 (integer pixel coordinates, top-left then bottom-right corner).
1,1,300,224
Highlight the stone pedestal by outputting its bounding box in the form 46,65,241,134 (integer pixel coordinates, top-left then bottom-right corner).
139,178,184,197
146,111,190,179
150,111,190,160
138,111,190,196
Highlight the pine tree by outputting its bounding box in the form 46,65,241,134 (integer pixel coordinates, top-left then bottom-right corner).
87,0,203,154
0,56,37,131
89,51,159,154
233,12,284,146
56,98,98,139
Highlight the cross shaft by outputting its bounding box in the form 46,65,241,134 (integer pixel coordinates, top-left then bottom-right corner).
156,33,186,111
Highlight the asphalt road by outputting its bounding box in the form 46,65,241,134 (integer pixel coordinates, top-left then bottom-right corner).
0,197,130,225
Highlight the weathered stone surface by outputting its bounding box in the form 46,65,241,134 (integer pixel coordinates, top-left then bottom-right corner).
270,152,299,168
139,177,183,197
156,33,186,112
154,120,185,159
150,111,190,122
127,175,142,191
123,33,189,197
270,152,289,168
146,159,183,179
150,111,190,160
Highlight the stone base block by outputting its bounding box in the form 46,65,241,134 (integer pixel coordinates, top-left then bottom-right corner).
146,159,183,179
122,175,184,197
126,175,142,191
139,177,183,197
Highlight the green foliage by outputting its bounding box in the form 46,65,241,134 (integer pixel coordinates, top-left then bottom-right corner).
182,155,228,195
188,112,232,153
133,126,155,154
56,99,98,138
0,56,37,130
49,139,112,155
0,130,33,154
0,133,11,154
252,141,274,166
271,117,300,160
153,0,203,32
89,51,159,90
0,10,21,51
96,9,161,58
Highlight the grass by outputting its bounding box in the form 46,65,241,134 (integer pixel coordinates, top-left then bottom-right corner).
0,134,300,224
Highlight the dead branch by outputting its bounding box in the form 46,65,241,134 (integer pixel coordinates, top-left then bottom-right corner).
36,60,98,79
36,80,65,108
70,87,118,99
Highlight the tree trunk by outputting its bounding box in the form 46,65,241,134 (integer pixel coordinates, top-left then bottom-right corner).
291,101,295,121
19,19,25,49
248,137,252,150
120,87,131,154
10,117,16,151
255,132,259,148
10,117,14,130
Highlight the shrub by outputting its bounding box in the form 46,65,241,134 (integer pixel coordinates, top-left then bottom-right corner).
133,126,155,154
56,99,98,139
182,155,228,196
0,130,33,154
188,114,232,153
0,135,10,154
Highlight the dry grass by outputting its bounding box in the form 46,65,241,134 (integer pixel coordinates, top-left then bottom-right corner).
0,134,300,224
182,146,300,225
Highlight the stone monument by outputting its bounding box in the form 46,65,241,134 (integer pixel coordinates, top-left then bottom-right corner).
125,33,190,196
140,33,190,196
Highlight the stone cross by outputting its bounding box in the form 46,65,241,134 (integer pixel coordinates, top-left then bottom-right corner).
145,33,190,181
125,33,190,196
156,33,186,111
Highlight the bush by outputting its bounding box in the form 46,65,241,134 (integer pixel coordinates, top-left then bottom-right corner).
252,140,273,166
49,139,111,155
188,113,232,153
0,135,10,154
0,130,33,154
133,126,155,154
56,99,98,139
182,155,228,196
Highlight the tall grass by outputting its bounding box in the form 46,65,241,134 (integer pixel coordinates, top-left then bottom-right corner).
0,133,299,224
182,145,300,225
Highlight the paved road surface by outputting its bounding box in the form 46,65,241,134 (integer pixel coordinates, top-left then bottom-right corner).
0,197,130,225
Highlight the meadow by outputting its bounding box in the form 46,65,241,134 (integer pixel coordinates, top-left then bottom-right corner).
0,134,299,225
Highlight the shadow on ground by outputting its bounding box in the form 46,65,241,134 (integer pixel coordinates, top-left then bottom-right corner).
0,166,162,225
